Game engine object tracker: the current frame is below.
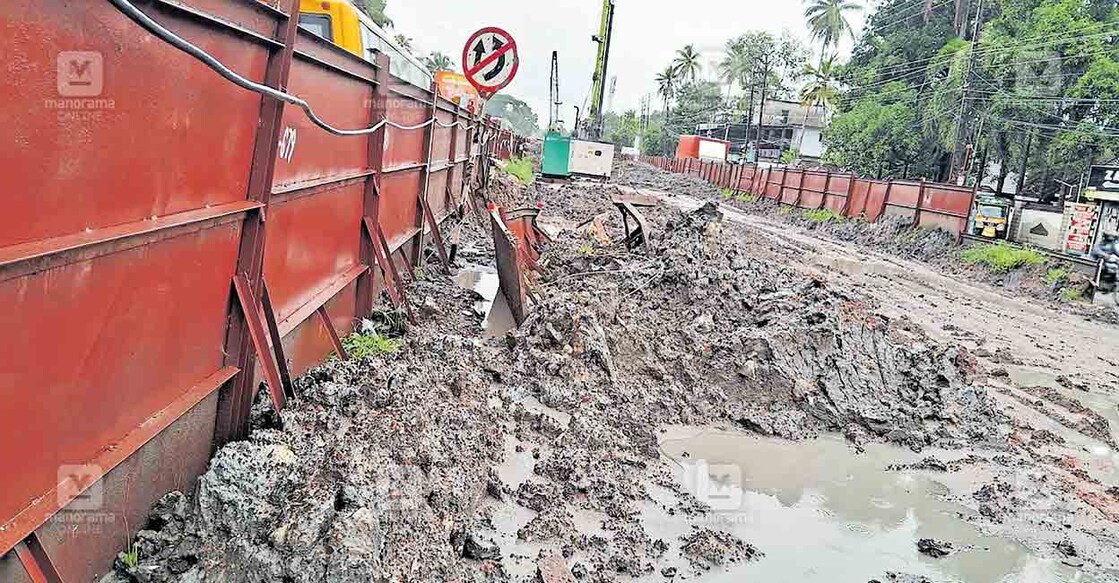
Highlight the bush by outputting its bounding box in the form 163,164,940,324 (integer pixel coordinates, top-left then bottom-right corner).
960,243,1046,273
501,156,534,184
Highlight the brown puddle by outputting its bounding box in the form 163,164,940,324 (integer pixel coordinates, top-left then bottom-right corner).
656,426,1095,583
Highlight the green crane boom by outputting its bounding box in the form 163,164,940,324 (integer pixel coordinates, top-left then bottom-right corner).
587,0,615,140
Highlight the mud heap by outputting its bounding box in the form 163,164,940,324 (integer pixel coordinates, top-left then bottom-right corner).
110,173,1001,582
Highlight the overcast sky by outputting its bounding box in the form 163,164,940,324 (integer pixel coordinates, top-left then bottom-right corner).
391,0,870,127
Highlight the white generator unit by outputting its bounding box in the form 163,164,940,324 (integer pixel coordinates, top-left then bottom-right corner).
569,140,615,178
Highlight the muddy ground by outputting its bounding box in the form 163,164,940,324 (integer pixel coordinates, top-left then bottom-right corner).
106,162,1119,583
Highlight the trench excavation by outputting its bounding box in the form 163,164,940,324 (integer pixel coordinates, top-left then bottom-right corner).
100,161,1118,583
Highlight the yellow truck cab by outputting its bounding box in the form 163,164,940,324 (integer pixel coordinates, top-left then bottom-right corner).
296,0,432,88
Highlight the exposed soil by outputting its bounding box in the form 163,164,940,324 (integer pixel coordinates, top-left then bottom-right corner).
103,161,1119,583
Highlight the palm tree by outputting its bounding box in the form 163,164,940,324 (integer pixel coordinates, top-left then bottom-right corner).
393,34,414,53
655,65,678,115
717,38,751,99
803,0,861,55
673,45,702,85
423,52,454,74
796,55,838,153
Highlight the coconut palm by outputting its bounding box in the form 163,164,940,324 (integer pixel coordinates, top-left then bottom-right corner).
423,52,454,74
803,0,861,53
673,45,702,85
717,38,752,99
655,65,679,115
796,55,838,152
393,34,414,53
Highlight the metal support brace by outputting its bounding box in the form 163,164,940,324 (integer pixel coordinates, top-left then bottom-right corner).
233,275,288,413
316,305,348,359
14,534,63,583
362,216,417,324
420,197,451,272
260,279,294,400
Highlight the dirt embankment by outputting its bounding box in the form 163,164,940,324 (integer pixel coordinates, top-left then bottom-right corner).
102,163,1116,583
615,162,1116,326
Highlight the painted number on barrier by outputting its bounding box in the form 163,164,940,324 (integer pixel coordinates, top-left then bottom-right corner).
278,127,297,162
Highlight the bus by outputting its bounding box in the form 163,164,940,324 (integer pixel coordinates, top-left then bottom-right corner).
296,0,432,89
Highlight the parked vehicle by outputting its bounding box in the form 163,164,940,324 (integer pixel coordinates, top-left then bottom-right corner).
297,0,432,89
972,196,1013,239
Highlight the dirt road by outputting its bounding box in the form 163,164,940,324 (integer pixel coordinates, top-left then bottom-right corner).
109,162,1119,583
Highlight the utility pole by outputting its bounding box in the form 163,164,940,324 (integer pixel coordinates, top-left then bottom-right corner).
756,53,771,160
951,0,984,184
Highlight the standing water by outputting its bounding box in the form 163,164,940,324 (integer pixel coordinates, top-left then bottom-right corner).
453,264,516,337
655,426,1094,583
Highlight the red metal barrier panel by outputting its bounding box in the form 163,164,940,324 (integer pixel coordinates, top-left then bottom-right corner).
0,1,267,249
863,181,890,221
886,181,921,210
800,171,828,209
918,184,973,235
0,1,279,574
781,170,800,206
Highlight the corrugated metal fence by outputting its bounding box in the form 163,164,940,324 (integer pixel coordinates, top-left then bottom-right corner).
640,156,976,237
0,1,523,580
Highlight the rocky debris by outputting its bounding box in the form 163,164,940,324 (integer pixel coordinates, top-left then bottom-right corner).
869,574,934,583
678,528,759,569
536,552,575,583
916,538,953,558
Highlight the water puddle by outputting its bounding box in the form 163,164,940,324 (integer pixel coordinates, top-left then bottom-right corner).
656,426,1094,583
453,264,516,337
1006,365,1119,455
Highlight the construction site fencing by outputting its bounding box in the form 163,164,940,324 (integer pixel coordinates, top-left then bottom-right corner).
0,1,524,580
639,156,976,238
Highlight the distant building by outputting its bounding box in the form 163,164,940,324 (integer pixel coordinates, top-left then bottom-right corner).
696,99,827,163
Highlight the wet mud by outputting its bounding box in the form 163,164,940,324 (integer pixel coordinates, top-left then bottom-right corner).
104,162,1119,583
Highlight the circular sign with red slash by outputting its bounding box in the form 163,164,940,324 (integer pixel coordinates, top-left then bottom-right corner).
462,27,519,100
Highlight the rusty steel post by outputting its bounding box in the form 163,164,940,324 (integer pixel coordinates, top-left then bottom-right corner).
842,172,856,217
821,170,832,210
412,80,439,268
915,178,927,228
356,52,390,320
215,0,301,445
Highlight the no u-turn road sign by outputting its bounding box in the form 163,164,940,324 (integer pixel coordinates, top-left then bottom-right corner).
462,27,519,99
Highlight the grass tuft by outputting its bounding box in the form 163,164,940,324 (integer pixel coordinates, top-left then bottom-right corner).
342,332,400,358
1060,287,1083,302
735,192,758,203
802,208,844,223
960,243,1046,273
719,188,734,199
501,156,534,184
1044,268,1068,285
577,243,595,256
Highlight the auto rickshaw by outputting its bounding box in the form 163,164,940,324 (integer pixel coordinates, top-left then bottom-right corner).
972,195,1013,239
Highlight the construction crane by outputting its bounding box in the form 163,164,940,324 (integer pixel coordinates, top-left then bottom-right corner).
548,51,562,132
586,0,616,140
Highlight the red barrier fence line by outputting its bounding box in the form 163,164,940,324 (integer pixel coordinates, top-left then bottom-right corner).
0,1,512,578
642,156,978,238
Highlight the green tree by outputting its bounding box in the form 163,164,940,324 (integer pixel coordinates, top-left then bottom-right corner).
604,110,640,148
422,52,454,74
655,65,679,114
674,45,702,84
361,0,393,28
483,94,541,137
824,82,920,177
804,0,862,54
